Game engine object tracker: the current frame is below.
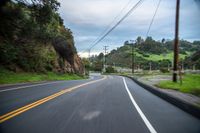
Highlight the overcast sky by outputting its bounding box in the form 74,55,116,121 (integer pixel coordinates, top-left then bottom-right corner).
58,0,200,57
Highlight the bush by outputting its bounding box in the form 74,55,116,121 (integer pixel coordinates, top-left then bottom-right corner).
160,67,169,73
143,54,150,57
106,66,115,73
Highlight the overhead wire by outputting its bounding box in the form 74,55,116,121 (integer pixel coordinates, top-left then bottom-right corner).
88,0,145,50
79,0,145,55
79,0,134,55
145,0,162,38
91,0,133,46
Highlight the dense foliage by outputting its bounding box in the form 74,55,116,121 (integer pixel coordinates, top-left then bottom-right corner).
0,0,81,73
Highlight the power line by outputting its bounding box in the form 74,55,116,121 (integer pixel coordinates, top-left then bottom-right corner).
80,0,145,55
89,0,144,50
79,0,133,55
146,0,162,38
90,0,134,47
103,46,109,72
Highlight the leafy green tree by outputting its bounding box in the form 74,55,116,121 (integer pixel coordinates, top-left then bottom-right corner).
124,40,129,45
106,66,115,73
93,61,103,72
97,53,104,60
136,36,144,44
162,38,165,44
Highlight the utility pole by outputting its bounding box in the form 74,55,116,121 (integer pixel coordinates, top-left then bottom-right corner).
113,62,116,69
88,49,91,74
149,62,152,72
132,42,134,74
173,0,180,82
181,60,184,71
88,49,91,59
193,64,196,71
168,63,170,71
130,40,135,74
103,46,108,72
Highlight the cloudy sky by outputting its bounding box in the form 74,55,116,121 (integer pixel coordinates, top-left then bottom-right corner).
58,0,200,57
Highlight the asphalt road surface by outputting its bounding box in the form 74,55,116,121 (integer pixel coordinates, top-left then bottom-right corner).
0,75,200,133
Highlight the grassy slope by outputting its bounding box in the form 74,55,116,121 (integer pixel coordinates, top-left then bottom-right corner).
143,52,188,61
0,68,84,84
157,74,200,96
127,50,191,61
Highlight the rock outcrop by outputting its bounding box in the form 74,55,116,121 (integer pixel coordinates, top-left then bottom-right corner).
52,36,84,74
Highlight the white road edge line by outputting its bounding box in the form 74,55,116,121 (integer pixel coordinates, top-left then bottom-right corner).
122,77,157,133
0,81,66,93
0,76,99,93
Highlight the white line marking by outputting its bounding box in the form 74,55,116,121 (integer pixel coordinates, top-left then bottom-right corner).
122,77,157,133
0,81,66,93
0,76,100,93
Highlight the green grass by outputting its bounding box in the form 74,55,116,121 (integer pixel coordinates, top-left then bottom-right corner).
136,52,190,61
126,50,191,61
0,68,84,84
157,74,200,96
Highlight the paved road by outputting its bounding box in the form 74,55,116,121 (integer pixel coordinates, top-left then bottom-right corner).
0,75,199,133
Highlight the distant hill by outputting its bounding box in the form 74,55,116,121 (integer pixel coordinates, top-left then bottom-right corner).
92,37,200,70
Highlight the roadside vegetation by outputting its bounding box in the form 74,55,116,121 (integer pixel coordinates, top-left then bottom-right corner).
0,0,85,85
0,67,84,84
0,0,84,75
157,74,200,96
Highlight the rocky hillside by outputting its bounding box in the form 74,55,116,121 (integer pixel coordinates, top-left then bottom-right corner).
0,0,84,74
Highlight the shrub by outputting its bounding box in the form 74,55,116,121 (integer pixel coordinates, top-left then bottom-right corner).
106,66,115,73
160,67,169,73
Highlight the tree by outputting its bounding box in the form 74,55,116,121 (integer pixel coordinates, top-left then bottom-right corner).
82,58,90,75
98,52,104,60
93,61,103,71
136,36,143,44
124,40,129,45
106,66,115,73
162,38,165,44
145,36,154,43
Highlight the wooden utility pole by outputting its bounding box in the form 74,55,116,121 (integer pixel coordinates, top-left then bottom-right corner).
149,62,152,72
173,0,180,82
130,40,135,74
88,49,91,73
103,46,108,72
132,43,134,74
88,49,91,60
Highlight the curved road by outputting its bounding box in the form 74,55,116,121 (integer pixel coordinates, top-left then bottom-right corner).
0,75,200,133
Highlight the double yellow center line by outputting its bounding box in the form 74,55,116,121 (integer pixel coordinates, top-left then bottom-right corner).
0,76,106,123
